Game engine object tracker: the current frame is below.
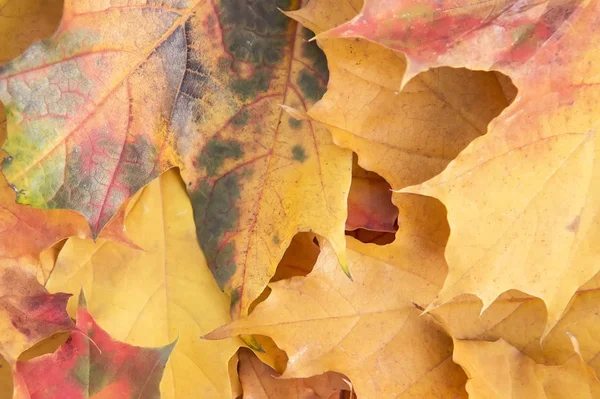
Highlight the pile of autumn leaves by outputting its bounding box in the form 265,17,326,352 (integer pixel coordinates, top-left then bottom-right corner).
2,0,600,398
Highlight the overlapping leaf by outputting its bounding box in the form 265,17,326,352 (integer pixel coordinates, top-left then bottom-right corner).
238,348,351,399
12,293,174,399
0,262,72,363
207,238,468,398
453,338,600,398
0,0,352,318
313,0,600,333
45,169,241,398
431,270,600,376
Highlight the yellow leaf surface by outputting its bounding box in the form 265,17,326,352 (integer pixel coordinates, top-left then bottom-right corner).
431,271,600,376
206,238,468,398
400,0,600,334
44,168,241,399
238,348,351,399
453,338,600,399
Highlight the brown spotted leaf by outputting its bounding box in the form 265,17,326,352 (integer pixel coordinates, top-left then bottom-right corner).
178,0,351,315
12,292,174,399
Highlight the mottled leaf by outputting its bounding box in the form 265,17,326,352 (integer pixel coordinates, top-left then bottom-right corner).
0,262,72,363
12,292,174,399
0,0,352,318
321,0,581,85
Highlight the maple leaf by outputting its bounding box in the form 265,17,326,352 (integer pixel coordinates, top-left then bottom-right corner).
0,0,352,318
0,262,73,363
453,337,600,398
238,348,351,399
206,238,468,398
315,0,600,334
45,168,241,398
12,292,175,399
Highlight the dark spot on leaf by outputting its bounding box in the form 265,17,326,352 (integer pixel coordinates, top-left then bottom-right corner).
199,138,243,177
273,234,280,244
231,69,272,101
231,109,249,126
292,145,306,162
191,173,244,290
218,0,295,66
301,28,329,79
288,117,302,129
297,69,326,101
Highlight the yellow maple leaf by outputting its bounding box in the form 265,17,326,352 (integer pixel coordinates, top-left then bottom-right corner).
206,238,468,398
45,168,241,398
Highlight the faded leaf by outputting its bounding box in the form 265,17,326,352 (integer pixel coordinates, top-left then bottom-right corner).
13,293,174,399
453,338,600,399
239,348,350,399
206,238,467,398
0,0,352,319
45,169,241,399
0,262,72,363
392,0,600,334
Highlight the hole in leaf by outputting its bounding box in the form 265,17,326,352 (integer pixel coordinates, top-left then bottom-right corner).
248,232,321,313
346,154,398,245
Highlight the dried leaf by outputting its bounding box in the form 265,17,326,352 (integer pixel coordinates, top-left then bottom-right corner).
206,238,467,398
12,293,174,399
45,169,241,398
